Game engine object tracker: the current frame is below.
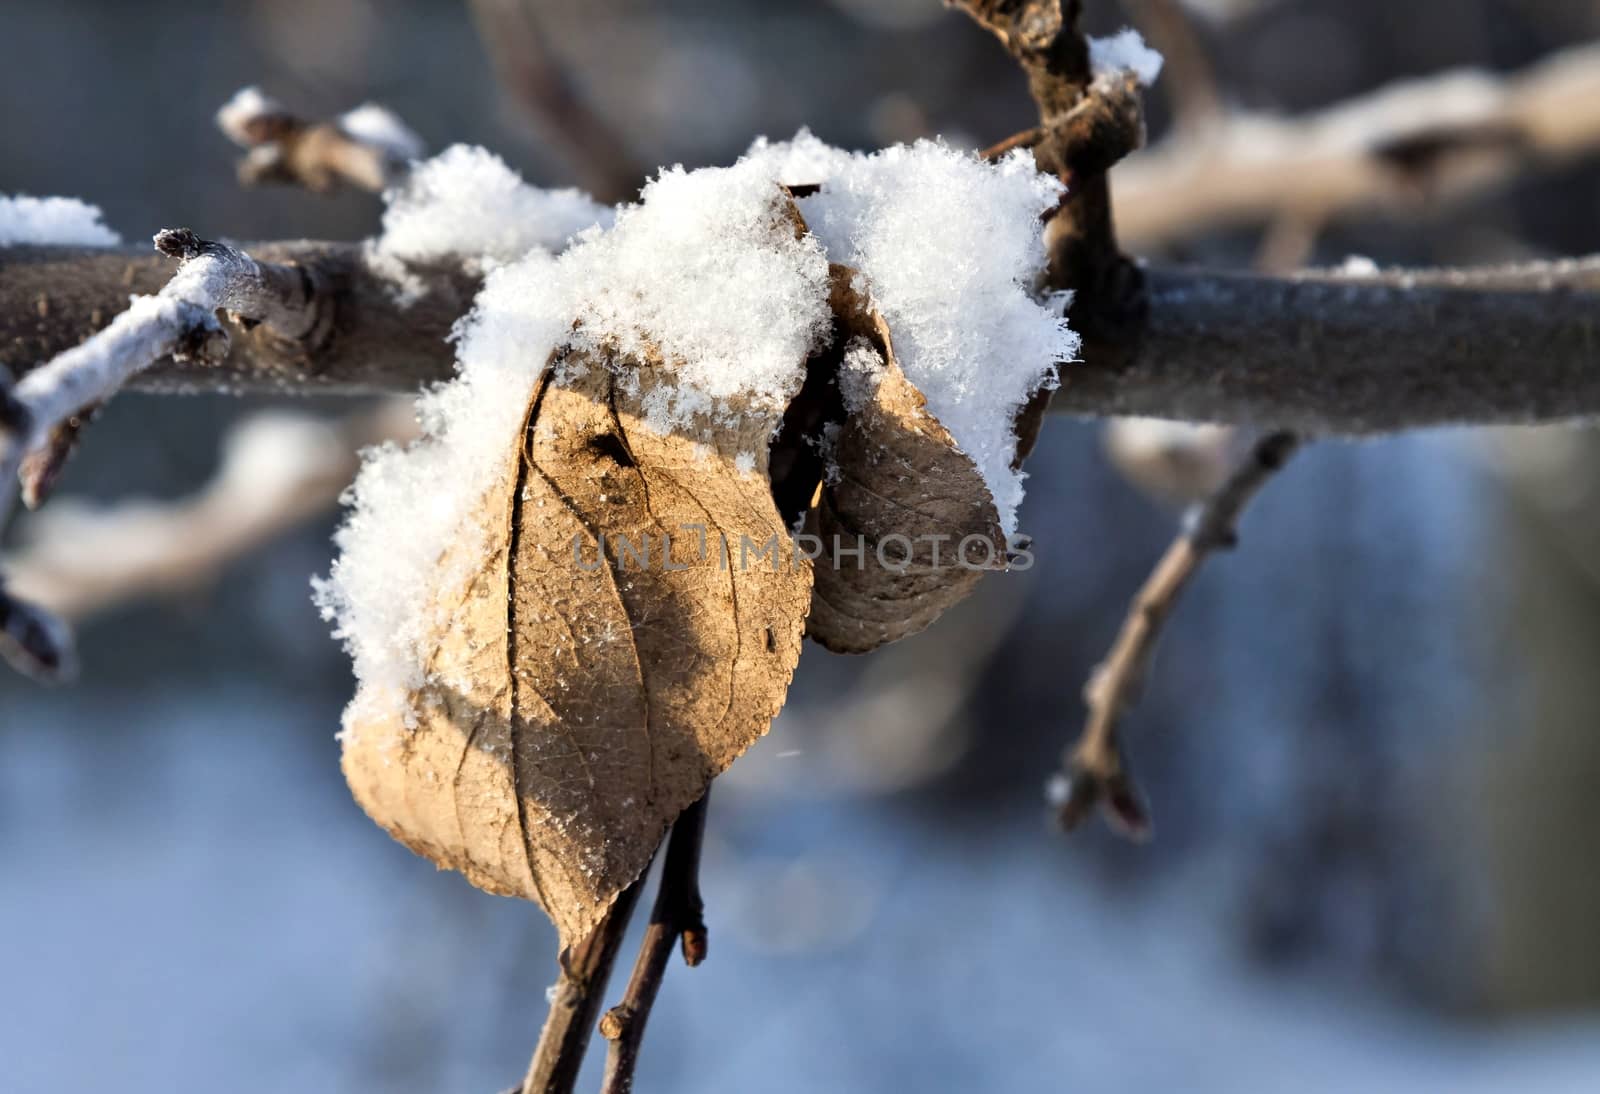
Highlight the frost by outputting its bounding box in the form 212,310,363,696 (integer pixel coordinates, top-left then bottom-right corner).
837,336,886,415
338,104,425,163
745,132,1077,534
0,194,120,247
1089,28,1165,87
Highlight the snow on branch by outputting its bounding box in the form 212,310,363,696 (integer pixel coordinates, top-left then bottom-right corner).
0,229,343,677
6,244,1600,434
1115,40,1600,247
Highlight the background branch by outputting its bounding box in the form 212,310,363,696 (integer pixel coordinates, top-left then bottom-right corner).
216,87,422,194
466,0,646,204
1114,40,1600,248
1056,430,1301,837
1,401,413,622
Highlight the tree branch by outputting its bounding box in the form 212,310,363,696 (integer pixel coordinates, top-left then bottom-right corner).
0,230,327,528
466,0,645,205
1123,0,1223,132
598,791,710,1094
1054,431,1301,837
519,872,649,1094
216,87,421,194
1,401,412,622
8,244,1600,433
1,241,473,394
1113,40,1600,248
1054,258,1600,433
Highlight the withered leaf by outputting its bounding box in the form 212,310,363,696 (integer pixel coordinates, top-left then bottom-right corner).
341,343,811,951
802,267,1009,654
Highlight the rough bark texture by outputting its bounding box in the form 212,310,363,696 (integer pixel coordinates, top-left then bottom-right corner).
1053,261,1600,433
1,243,471,394
8,245,1600,433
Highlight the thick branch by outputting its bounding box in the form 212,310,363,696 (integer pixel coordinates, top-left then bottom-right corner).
1053,259,1600,433
1114,40,1600,247
0,230,326,531
8,244,1600,433
1,242,472,394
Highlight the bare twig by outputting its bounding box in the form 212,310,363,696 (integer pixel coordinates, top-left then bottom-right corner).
1055,431,1301,837
952,0,1150,377
599,791,711,1094
216,87,422,194
520,873,650,1094
19,400,101,509
1114,40,1600,248
466,0,644,204
0,583,75,681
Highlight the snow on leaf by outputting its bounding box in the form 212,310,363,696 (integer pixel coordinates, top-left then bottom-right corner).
800,266,1007,654
342,334,812,952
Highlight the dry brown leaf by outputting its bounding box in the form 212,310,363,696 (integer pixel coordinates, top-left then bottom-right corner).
802,267,1008,654
341,342,812,951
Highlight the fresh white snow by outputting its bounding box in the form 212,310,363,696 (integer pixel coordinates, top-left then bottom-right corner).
745,131,1077,534
321,136,1075,720
1089,28,1166,87
0,194,120,247
371,144,614,274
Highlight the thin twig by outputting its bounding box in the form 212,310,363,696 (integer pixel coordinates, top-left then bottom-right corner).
1054,431,1301,838
598,790,711,1094
519,872,650,1094
466,0,644,204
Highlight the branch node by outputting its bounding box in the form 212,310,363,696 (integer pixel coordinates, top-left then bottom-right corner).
154,227,207,261
598,1005,630,1042
0,589,77,683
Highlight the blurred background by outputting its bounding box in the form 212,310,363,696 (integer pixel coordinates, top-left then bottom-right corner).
4,0,1600,1090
